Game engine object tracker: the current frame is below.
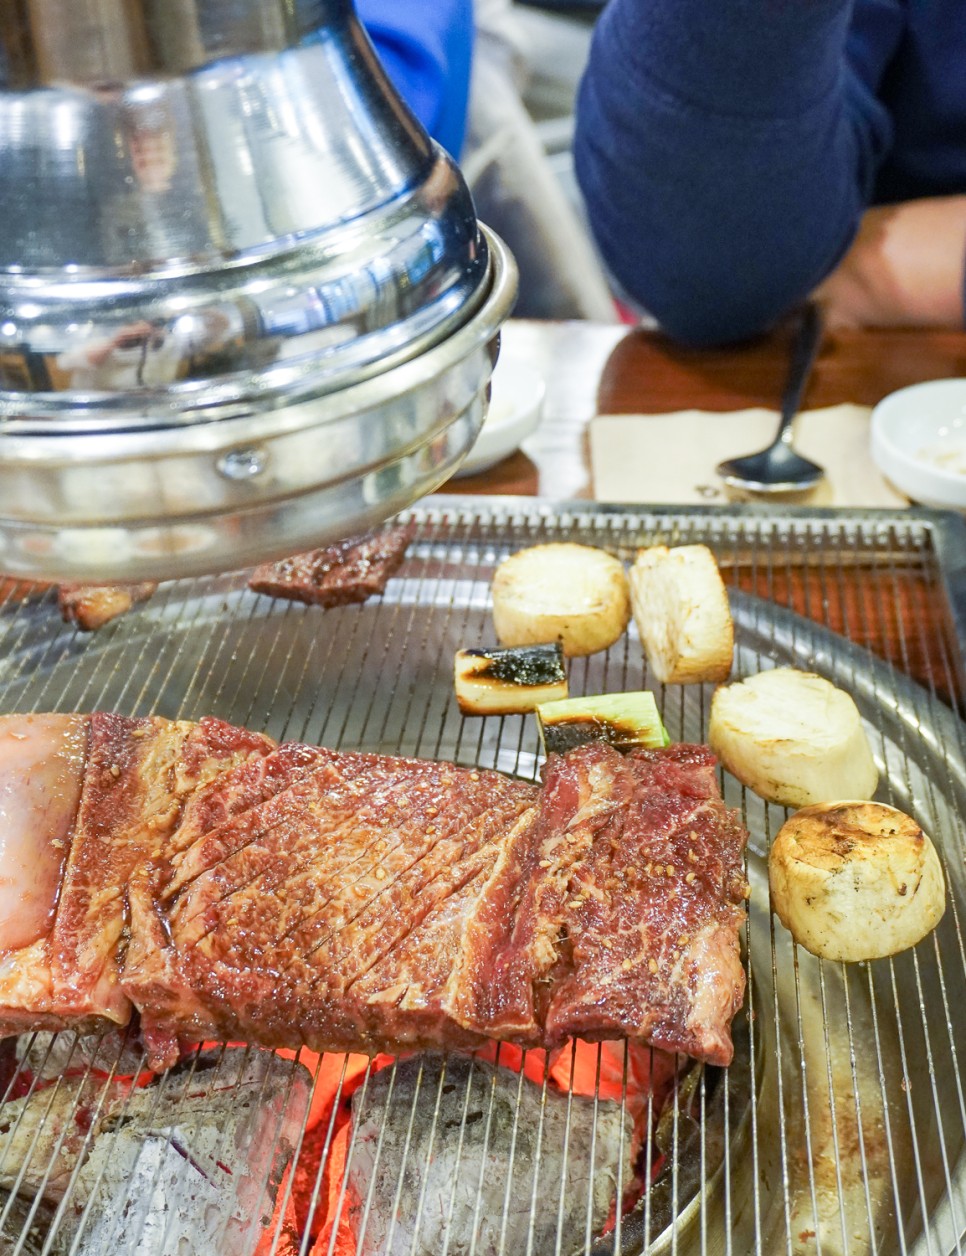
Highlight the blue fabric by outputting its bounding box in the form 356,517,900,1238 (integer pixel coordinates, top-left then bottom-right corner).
574,0,966,344
357,0,475,158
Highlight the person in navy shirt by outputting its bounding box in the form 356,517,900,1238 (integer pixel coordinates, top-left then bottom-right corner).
358,0,474,159
573,0,966,344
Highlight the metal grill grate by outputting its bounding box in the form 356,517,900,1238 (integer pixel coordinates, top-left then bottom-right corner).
0,497,964,1256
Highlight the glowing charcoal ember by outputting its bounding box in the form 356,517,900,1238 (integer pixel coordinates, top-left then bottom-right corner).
297,1040,686,1254
345,1055,634,1256
549,1038,684,1137
0,1046,311,1255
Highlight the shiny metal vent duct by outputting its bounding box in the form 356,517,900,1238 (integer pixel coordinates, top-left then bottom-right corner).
0,1,516,582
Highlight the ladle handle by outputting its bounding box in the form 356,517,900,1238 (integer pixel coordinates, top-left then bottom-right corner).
777,302,824,448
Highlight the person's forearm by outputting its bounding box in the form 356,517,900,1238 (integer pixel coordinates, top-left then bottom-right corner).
574,0,892,345
813,197,966,328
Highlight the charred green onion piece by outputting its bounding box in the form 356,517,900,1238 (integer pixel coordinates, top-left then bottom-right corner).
537,691,670,754
455,643,568,715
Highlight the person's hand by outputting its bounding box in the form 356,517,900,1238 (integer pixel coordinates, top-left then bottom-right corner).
812,196,966,329
81,320,157,368
109,320,157,352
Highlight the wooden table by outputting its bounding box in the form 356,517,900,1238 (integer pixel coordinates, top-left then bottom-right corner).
447,320,966,498
441,319,966,703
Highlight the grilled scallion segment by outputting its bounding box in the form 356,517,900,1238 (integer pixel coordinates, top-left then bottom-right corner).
454,643,568,715
537,691,670,755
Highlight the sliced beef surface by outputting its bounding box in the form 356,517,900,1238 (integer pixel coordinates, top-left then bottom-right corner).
247,523,415,608
448,743,748,1064
447,740,634,1040
0,711,749,1071
124,751,540,1063
0,714,274,1039
543,744,749,1063
52,715,273,1023
127,740,746,1069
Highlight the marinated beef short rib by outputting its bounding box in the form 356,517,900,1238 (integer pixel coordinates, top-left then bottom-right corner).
0,713,749,1071
58,582,158,631
247,523,415,608
0,578,155,631
0,713,274,1035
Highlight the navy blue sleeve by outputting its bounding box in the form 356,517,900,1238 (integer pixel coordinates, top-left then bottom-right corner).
573,0,899,345
356,0,474,158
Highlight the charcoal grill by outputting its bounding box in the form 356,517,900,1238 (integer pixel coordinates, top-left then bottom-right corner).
0,496,965,1255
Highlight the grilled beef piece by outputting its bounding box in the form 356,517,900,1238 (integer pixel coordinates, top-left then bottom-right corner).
346,1054,632,1256
0,714,749,1071
126,737,747,1069
125,747,541,1067
58,582,158,631
0,713,274,1036
247,523,415,608
452,743,749,1065
0,578,154,631
546,744,749,1063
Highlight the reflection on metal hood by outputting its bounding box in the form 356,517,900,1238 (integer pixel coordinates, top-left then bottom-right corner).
0,0,516,581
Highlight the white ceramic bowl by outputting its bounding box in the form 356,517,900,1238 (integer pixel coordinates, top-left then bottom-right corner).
453,352,545,478
871,379,966,510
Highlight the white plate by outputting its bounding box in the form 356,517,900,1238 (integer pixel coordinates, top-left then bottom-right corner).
871,378,966,509
453,353,545,478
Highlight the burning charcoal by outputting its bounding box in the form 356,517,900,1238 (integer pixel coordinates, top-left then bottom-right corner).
0,1047,311,1255
346,1054,633,1256
0,1071,136,1201
17,1028,146,1083
247,523,415,608
0,1190,65,1255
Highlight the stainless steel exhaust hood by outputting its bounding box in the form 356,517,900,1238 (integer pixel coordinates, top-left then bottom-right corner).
0,0,516,581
